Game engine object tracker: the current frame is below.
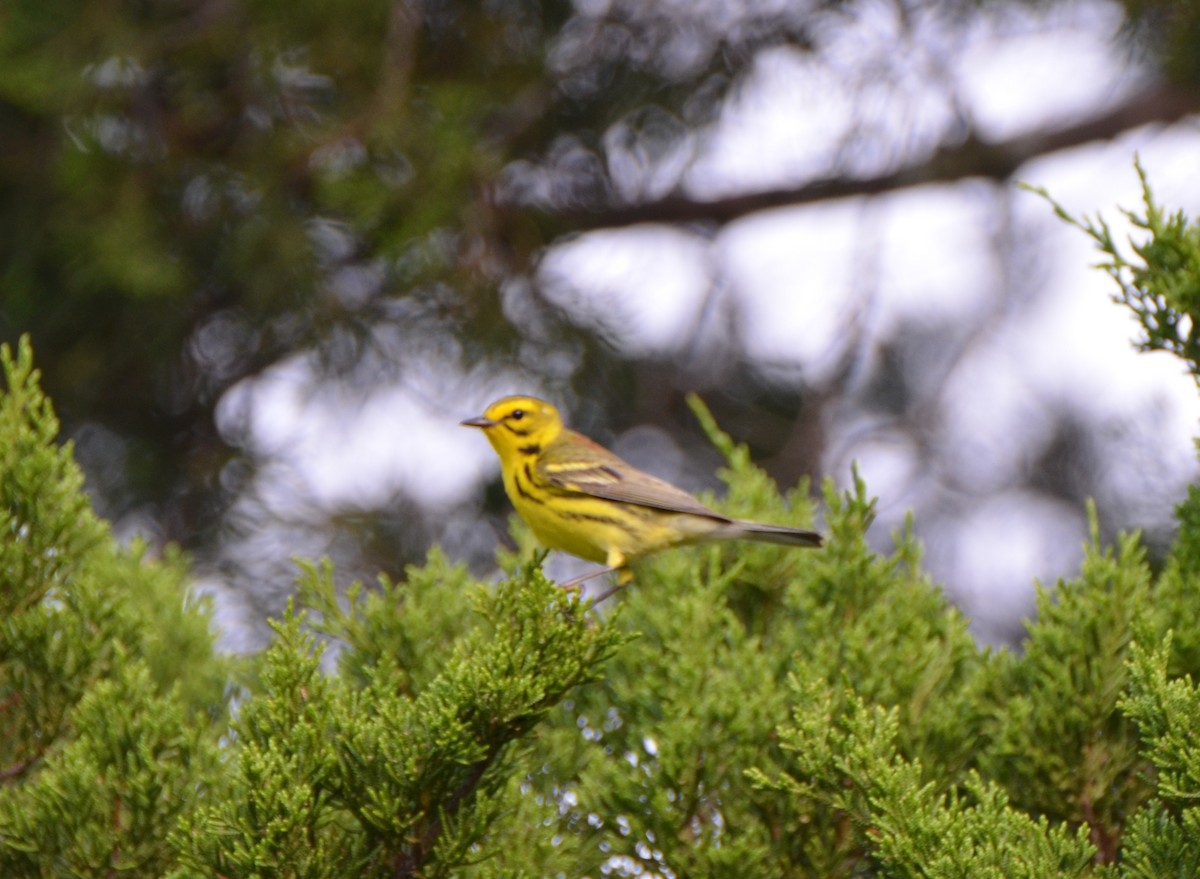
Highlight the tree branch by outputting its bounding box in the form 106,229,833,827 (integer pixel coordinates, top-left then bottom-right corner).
554,83,1198,231
392,746,499,879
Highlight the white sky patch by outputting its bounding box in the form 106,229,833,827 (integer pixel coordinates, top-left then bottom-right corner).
719,199,864,381
937,344,1061,492
689,49,855,196
955,2,1135,141
303,388,494,509
875,185,999,328
944,489,1088,643
832,425,925,513
1019,126,1200,229
219,354,525,512
538,226,714,355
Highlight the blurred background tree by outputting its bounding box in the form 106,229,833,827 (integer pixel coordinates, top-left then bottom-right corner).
2,0,1198,646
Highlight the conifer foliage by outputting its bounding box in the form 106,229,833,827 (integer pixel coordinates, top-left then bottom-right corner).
0,339,227,876
3,170,1200,876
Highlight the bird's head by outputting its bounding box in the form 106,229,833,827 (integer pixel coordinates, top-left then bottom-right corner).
461,395,564,463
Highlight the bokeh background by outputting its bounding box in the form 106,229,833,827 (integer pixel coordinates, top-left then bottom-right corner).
4,0,1200,648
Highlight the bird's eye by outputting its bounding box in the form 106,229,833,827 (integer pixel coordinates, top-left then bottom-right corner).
509,409,525,421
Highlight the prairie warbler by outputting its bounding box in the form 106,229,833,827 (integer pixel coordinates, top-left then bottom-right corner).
462,395,822,592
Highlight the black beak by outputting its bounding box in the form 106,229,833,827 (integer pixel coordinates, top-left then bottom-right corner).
461,416,497,428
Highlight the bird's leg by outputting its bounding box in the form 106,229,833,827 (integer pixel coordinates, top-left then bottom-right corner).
589,558,635,605
558,549,633,603
590,575,631,605
558,566,618,592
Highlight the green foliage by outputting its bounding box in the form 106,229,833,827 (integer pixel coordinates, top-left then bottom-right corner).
1118,639,1200,879
978,511,1152,857
2,657,216,878
1144,483,1200,674
296,552,483,694
0,337,228,877
174,566,622,878
759,684,1097,878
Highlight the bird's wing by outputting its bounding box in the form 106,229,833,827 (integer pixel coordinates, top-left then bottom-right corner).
538,431,730,521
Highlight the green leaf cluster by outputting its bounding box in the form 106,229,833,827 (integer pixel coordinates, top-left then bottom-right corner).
172,563,622,878
0,338,227,876
1118,638,1200,878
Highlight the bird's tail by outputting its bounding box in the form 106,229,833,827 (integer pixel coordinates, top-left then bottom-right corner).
724,520,823,548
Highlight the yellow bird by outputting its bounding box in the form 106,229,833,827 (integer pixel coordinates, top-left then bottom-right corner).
462,395,822,593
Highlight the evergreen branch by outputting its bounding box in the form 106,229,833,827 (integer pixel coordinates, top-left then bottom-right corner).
393,746,498,879
109,795,123,879
1080,787,1119,865
0,755,38,782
